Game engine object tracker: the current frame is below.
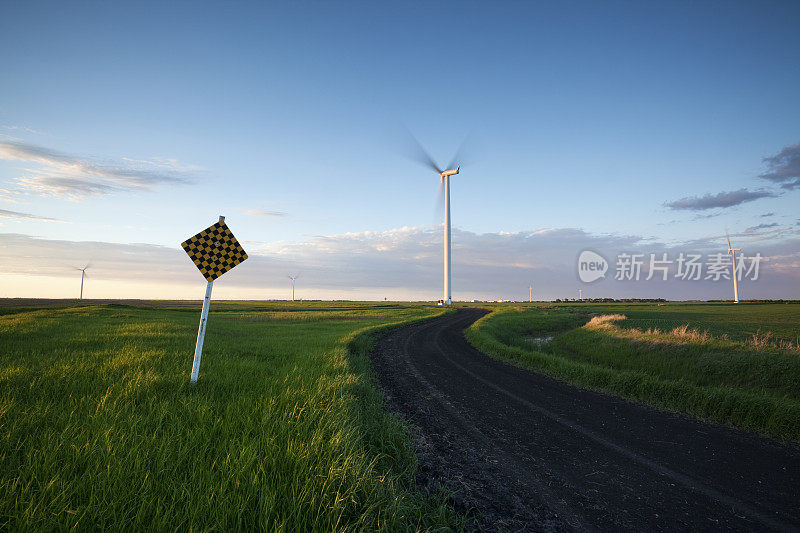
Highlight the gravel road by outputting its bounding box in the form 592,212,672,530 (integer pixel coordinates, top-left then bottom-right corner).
370,308,800,532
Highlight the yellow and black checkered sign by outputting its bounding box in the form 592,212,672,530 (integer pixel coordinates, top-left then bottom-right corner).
181,220,248,282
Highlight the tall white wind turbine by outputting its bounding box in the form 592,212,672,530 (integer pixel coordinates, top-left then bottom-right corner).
404,131,467,305
529,284,533,303
727,235,741,304
288,275,298,302
76,264,90,299
440,166,459,305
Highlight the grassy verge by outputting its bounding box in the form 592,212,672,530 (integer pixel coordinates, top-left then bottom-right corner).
465,304,800,441
0,302,463,531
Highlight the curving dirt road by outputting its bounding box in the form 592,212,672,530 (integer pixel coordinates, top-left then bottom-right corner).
370,308,800,532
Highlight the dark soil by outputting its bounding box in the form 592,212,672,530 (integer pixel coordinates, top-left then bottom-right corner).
370,308,800,532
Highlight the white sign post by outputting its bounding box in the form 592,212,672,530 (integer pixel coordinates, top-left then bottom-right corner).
181,215,248,383
190,279,214,383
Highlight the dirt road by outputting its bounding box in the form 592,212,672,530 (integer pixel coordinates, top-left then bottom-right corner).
370,308,800,531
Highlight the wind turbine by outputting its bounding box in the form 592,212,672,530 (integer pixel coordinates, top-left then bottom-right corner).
529,284,533,303
76,264,90,299
404,131,467,305
288,275,298,302
727,235,741,304
578,288,582,301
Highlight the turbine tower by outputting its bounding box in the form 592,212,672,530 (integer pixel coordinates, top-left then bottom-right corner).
288,275,298,302
578,288,582,301
404,131,467,305
529,284,533,303
440,166,459,304
727,235,741,304
76,264,90,300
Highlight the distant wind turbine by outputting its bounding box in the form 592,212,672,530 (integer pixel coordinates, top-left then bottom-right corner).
578,288,582,301
529,284,533,303
76,264,91,299
727,234,741,304
288,275,298,302
404,130,469,305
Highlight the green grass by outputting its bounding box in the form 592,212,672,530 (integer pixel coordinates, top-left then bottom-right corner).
465,303,800,441
0,301,464,531
548,301,800,341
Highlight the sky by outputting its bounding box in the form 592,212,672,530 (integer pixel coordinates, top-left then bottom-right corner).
1,1,799,301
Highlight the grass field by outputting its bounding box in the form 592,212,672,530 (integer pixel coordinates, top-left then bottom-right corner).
0,300,463,531
466,302,800,441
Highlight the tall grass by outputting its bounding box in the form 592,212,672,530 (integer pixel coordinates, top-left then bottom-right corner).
466,304,800,441
0,303,463,531
585,313,800,353
549,301,800,341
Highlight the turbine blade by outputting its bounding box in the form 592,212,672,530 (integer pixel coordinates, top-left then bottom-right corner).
400,126,441,174
434,177,445,219
447,132,474,171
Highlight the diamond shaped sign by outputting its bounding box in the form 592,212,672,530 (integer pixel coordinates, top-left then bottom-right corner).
181,220,248,282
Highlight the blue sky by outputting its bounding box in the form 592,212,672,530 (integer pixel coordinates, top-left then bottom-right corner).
1,1,799,300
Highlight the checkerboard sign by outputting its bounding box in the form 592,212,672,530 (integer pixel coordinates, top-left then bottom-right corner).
182,216,247,383
181,220,248,281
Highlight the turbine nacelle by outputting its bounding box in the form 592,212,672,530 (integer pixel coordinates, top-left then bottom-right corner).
727,235,741,255
439,166,460,179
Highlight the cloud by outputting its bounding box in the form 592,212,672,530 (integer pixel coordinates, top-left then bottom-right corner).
760,212,775,218
0,188,21,203
691,212,722,220
2,224,799,301
2,125,45,135
760,141,800,190
745,222,779,233
243,208,286,217
0,232,185,281
0,141,196,200
665,188,777,211
669,141,800,215
0,208,61,222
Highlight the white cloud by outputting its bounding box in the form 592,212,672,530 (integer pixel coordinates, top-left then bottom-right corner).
0,141,196,200
2,224,798,300
2,124,45,136
243,208,286,217
745,223,779,234
0,188,22,203
0,209,62,222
